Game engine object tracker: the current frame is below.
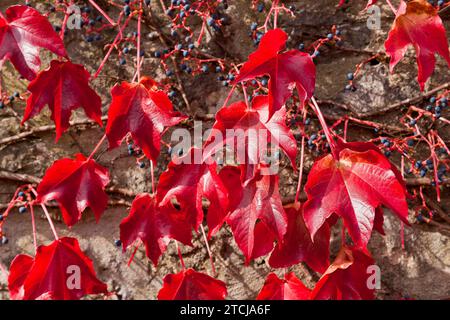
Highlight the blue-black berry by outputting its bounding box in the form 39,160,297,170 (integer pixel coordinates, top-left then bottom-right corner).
257,3,264,12
124,5,131,16
420,168,427,177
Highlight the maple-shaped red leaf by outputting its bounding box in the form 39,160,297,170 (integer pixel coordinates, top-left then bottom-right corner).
385,0,450,90
256,272,311,300
303,141,408,248
310,246,375,300
0,5,67,80
157,147,229,237
8,254,34,300
8,237,108,300
158,268,227,300
120,193,192,266
106,77,187,162
37,153,110,227
22,60,102,141
234,29,315,117
269,203,330,273
203,95,297,182
224,165,287,263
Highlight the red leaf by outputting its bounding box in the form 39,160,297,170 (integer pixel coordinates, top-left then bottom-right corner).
158,268,227,300
310,246,375,300
224,165,287,263
8,254,34,300
303,141,408,248
0,5,67,80
234,29,315,117
385,0,450,90
373,207,385,235
204,95,297,182
22,60,103,141
366,0,378,8
218,165,243,212
8,237,108,300
218,166,277,259
256,272,311,300
37,153,110,227
157,148,229,237
105,77,187,162
269,203,330,273
119,193,192,266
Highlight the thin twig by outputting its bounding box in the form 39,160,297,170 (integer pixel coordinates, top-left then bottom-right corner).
0,116,108,146
424,195,450,224
359,82,450,118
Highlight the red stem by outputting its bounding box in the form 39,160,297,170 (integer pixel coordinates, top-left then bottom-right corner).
200,224,216,276
295,135,305,204
220,84,236,109
158,0,167,13
60,10,69,41
400,222,405,250
30,204,38,254
196,19,207,46
273,0,279,29
242,84,250,109
150,160,155,194
429,133,441,202
400,156,405,250
93,13,128,79
127,242,140,266
344,119,349,142
30,187,59,241
385,0,398,14
41,203,59,241
310,97,339,158
87,134,107,161
175,241,186,270
136,0,143,82
89,0,117,26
